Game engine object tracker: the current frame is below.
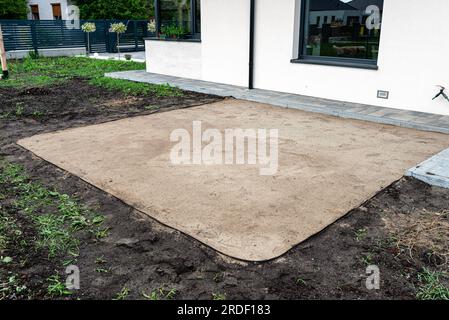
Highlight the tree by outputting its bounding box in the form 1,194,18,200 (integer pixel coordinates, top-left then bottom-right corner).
0,0,28,19
75,0,154,20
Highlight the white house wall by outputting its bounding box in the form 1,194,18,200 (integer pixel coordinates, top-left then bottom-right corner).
145,40,202,80
253,0,449,115
200,0,250,87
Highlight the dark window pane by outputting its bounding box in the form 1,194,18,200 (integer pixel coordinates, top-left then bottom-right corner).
195,0,201,34
303,0,383,61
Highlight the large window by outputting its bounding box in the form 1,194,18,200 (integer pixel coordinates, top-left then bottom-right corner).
297,0,384,68
156,0,201,39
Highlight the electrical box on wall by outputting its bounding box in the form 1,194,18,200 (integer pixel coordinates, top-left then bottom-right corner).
377,90,389,99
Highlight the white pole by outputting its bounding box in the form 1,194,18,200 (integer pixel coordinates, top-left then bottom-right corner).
0,24,9,80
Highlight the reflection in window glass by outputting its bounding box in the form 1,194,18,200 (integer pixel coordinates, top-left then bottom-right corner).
302,0,384,62
160,0,192,33
195,0,201,34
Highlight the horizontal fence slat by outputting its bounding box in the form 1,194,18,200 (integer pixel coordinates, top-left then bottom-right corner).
0,19,148,54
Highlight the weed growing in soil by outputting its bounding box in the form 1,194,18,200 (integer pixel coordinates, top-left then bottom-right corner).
212,293,226,300
213,272,224,283
360,252,374,266
296,277,307,286
416,268,449,300
114,287,130,300
95,268,110,273
92,227,110,240
95,256,107,265
142,286,177,300
0,161,106,298
47,274,72,297
354,228,368,242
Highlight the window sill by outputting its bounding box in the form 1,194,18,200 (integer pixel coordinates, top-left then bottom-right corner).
291,58,378,70
144,37,201,43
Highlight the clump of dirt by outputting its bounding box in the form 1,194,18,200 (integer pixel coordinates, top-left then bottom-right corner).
19,87,53,96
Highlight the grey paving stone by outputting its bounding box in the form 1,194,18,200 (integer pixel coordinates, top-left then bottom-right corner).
105,70,449,135
407,148,449,189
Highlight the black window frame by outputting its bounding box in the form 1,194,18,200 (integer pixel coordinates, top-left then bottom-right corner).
292,0,381,70
154,0,201,40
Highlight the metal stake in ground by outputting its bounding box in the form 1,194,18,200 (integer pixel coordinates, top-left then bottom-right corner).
0,24,9,80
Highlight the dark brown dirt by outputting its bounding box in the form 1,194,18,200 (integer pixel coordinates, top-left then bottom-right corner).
1,79,448,300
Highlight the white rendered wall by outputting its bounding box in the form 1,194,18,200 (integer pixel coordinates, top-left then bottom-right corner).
253,0,449,115
145,40,202,80
200,0,250,87
28,0,71,20
144,0,250,86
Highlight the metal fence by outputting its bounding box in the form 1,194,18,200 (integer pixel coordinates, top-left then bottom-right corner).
0,20,151,54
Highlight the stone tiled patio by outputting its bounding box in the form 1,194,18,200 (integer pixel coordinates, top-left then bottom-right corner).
407,148,449,189
106,70,449,135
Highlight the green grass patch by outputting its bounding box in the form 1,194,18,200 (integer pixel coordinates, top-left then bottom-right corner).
0,214,21,255
0,161,108,298
0,57,182,97
416,268,449,300
0,162,105,259
89,77,182,97
0,57,145,88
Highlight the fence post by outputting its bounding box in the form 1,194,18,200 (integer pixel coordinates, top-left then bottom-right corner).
60,19,64,47
106,20,114,53
144,20,149,38
30,20,38,55
134,21,138,52
0,24,9,79
104,20,109,52
82,20,87,53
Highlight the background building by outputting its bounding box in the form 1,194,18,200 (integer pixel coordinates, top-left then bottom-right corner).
27,0,73,20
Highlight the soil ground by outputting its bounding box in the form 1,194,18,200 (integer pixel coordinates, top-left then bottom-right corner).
1,78,448,300
17,99,449,261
